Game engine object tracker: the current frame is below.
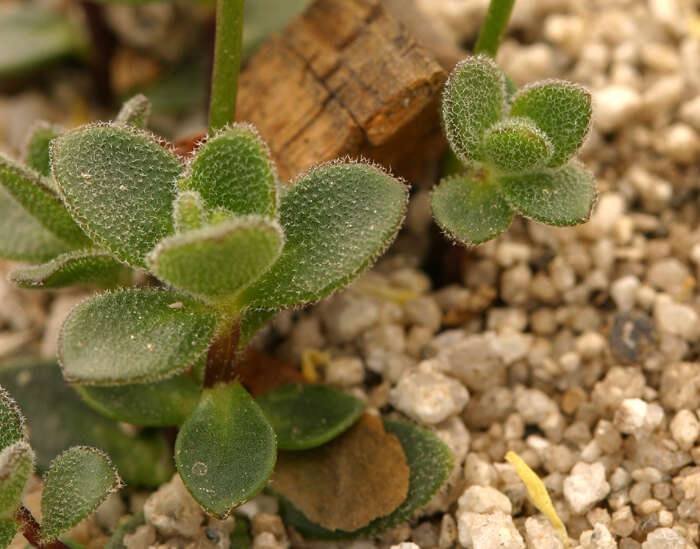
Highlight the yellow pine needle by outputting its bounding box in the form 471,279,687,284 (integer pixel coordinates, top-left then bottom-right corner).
505,450,568,547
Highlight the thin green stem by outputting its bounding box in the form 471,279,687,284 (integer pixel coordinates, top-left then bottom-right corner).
208,0,245,134
473,0,516,57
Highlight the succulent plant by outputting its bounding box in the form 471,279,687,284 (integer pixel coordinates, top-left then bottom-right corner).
431,54,596,245
0,93,451,529
0,387,121,549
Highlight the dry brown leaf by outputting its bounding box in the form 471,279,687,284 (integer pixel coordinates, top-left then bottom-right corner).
270,414,410,532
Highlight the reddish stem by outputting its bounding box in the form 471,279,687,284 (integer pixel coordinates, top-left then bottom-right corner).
203,323,241,388
15,506,70,549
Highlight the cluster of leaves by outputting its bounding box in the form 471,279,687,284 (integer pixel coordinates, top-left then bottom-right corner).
431,54,596,245
0,387,121,548
0,95,453,534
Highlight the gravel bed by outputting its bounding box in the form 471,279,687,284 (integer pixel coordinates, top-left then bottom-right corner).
4,0,700,548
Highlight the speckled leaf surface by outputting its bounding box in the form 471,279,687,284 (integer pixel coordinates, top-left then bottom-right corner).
483,117,552,173
59,288,217,385
431,175,513,245
173,190,206,233
277,419,454,538
9,249,128,289
0,7,86,78
51,124,182,267
0,185,70,262
183,125,277,217
257,383,365,450
175,382,276,517
239,162,408,309
0,154,88,246
239,308,277,349
76,374,201,427
0,518,16,547
0,387,23,451
148,217,283,298
0,441,34,516
115,94,151,129
24,122,61,177
441,54,506,164
40,447,121,541
499,163,597,226
510,81,591,167
0,362,173,486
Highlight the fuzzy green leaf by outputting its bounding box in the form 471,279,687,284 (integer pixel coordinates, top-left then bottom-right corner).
175,382,276,517
0,7,86,78
277,419,454,538
510,81,592,167
173,190,206,233
257,383,365,450
59,288,216,385
41,447,121,541
51,124,183,267
24,122,62,177
239,308,277,349
9,249,128,289
115,94,151,129
499,162,597,227
441,55,507,164
0,388,24,451
239,162,408,309
0,362,173,487
431,175,513,245
183,125,277,217
0,154,88,246
0,185,70,262
0,441,34,516
75,374,201,427
148,217,283,298
0,518,16,547
483,117,552,173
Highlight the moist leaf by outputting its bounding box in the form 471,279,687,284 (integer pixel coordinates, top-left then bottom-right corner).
0,387,24,450
59,288,217,385
257,383,365,450
239,162,408,309
40,447,121,542
175,382,276,517
431,175,513,245
147,217,283,298
115,94,151,129
75,374,201,427
0,441,34,516
183,124,277,217
510,80,592,167
277,419,454,538
51,124,183,267
270,414,409,532
0,362,173,487
441,54,507,164
23,122,62,177
483,117,552,173
499,162,597,227
9,249,129,289
0,154,88,246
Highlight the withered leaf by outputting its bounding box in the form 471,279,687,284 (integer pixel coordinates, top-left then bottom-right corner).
270,414,409,532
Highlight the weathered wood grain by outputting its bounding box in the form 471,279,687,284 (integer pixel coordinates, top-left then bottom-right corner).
236,0,450,183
